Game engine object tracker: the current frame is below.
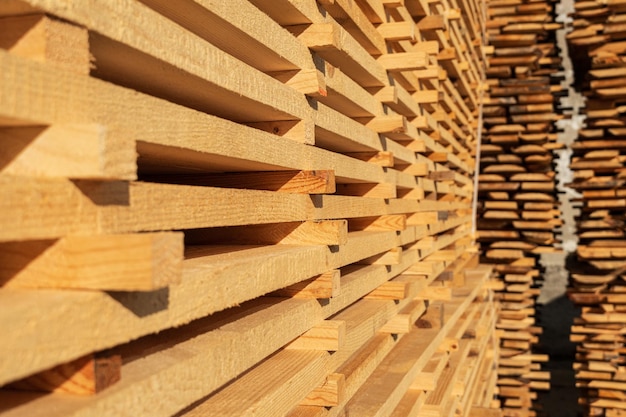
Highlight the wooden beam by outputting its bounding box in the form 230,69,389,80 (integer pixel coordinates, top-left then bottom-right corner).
348,215,407,231
7,352,121,395
139,0,315,73
377,21,416,41
343,266,490,415
185,220,348,246
380,300,427,333
301,373,345,407
19,0,311,123
0,176,428,241
336,182,397,198
294,22,388,88
345,151,394,167
271,270,341,299
377,52,429,72
182,349,329,417
0,125,136,179
287,321,346,352
0,232,183,291
0,13,89,74
0,297,331,413
0,49,393,186
145,170,336,194
358,247,403,265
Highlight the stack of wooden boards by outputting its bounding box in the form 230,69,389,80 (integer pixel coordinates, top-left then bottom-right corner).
0,1,502,416
566,1,626,416
477,0,565,416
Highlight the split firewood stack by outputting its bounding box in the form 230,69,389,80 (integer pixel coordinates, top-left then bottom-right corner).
478,0,565,416
0,1,503,417
567,1,626,416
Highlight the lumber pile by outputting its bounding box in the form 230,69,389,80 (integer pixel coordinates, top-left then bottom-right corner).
477,0,565,415
0,1,500,416
566,1,626,416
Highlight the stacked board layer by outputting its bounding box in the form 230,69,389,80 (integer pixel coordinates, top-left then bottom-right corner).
567,1,626,416
478,0,565,416
0,1,500,417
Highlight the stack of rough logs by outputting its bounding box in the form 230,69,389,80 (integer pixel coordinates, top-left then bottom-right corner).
0,1,502,417
477,0,565,416
567,1,626,416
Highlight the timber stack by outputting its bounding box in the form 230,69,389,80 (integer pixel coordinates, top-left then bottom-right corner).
0,1,501,417
477,0,565,416
567,1,626,416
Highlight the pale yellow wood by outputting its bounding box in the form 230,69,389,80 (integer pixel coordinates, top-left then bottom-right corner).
0,232,182,291
20,0,310,123
348,215,407,231
7,352,121,395
139,0,316,72
1,240,348,384
181,350,330,417
389,388,428,417
185,220,348,246
0,297,325,414
314,101,388,152
365,274,427,300
301,373,345,407
345,151,394,167
149,170,336,194
438,337,461,353
336,182,397,198
362,115,408,134
359,247,403,265
412,352,449,391
377,21,416,41
327,230,398,269
317,0,387,55
273,270,341,299
417,286,453,301
0,50,396,186
343,266,491,416
0,5,490,417
0,125,136,179
294,21,388,88
380,300,427,333
321,62,382,117
287,320,346,351
414,90,440,104
407,212,439,226
0,14,89,74
331,297,398,358
0,176,440,241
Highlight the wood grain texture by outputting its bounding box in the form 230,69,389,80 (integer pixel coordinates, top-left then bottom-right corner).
19,0,310,123
0,232,182,290
181,350,330,417
0,50,393,185
7,353,121,395
145,170,336,194
0,13,89,74
0,125,136,180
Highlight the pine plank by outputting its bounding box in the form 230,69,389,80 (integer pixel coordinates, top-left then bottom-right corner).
0,232,182,291
181,349,330,417
0,13,89,74
0,124,135,179
7,352,121,395
20,0,311,123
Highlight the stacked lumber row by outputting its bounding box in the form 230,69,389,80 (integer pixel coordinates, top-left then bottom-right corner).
566,1,626,416
478,0,565,416
0,1,500,417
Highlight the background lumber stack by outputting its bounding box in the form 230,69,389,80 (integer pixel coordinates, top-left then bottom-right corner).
478,0,565,416
0,1,500,416
567,1,626,416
